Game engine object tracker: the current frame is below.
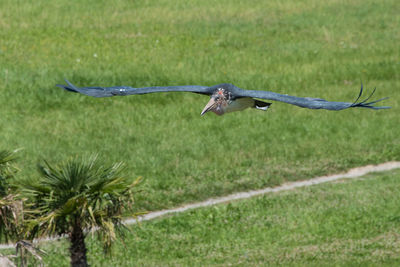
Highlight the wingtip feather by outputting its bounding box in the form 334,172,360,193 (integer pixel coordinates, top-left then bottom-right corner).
350,85,390,109
56,81,78,93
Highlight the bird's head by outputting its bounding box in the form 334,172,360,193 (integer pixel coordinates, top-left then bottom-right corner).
201,88,232,116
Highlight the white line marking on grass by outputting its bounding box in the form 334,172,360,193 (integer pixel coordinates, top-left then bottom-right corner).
126,161,400,224
1,161,399,250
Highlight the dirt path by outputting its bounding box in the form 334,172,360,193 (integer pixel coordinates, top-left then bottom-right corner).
1,161,399,249
126,161,400,224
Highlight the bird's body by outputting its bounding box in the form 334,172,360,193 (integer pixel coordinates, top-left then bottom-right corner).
200,87,271,115
57,80,389,115
224,97,257,113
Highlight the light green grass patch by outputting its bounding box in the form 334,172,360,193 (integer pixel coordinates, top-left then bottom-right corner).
39,169,400,266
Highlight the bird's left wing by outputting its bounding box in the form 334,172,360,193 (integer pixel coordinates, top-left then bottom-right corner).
56,80,214,97
233,84,389,110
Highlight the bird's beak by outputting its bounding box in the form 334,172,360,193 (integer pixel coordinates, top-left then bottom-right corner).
201,98,216,115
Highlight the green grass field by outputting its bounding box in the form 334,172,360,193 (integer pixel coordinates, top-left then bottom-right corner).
36,169,400,266
1,0,399,265
1,0,398,212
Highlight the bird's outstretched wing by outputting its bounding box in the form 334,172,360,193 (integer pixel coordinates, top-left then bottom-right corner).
233,84,389,110
57,80,389,110
56,79,214,97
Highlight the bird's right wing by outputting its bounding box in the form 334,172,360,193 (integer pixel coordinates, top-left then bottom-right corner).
234,84,390,110
56,80,214,97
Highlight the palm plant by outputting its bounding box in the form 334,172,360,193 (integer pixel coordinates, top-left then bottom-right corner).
0,150,45,266
23,155,141,267
0,150,20,242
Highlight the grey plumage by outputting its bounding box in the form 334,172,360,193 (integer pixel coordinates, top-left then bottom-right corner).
56,80,389,115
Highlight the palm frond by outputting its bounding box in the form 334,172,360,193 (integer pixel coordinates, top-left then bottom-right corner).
0,150,20,196
25,155,143,253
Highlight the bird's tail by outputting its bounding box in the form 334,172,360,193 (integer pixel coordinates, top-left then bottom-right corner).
254,100,272,111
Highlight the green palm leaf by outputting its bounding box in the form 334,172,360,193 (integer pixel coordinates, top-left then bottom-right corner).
22,155,142,266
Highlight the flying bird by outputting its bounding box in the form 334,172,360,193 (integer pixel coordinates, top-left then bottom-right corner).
57,80,389,115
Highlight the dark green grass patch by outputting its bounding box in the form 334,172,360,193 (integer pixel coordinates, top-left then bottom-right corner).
0,0,399,211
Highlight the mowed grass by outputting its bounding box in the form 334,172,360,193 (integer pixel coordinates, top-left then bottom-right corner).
0,0,399,211
37,169,400,266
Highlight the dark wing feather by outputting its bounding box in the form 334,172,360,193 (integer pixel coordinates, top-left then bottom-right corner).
233,84,390,110
56,79,214,97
